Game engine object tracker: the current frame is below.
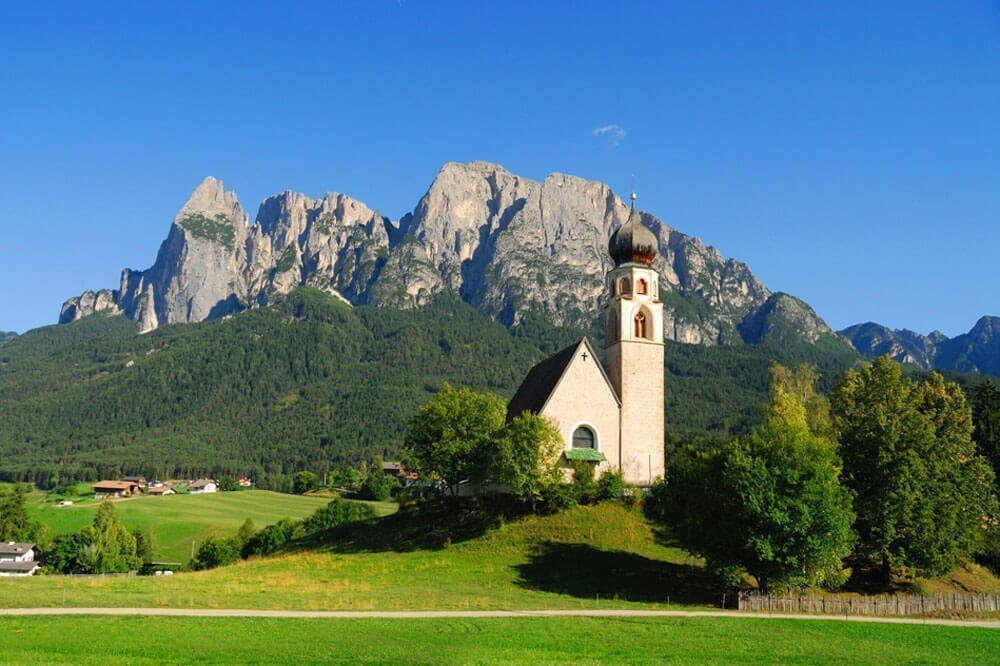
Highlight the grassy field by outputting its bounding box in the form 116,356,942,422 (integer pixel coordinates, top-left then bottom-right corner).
27,488,396,562
0,615,996,664
1,503,707,610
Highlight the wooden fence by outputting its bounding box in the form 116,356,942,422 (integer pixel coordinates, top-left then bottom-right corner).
731,591,1000,617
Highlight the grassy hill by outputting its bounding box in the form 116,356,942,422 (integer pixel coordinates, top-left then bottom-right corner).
5,500,997,612
1,502,708,611
0,288,870,489
25,487,394,562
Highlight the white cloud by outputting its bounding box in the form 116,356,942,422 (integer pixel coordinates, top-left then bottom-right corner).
592,124,626,147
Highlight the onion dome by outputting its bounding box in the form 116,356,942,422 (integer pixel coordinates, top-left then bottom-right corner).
608,203,658,266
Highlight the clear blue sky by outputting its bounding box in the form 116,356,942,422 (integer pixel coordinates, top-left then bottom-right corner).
1,1,997,336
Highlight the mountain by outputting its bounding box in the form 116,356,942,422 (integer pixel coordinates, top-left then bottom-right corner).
840,316,1000,376
0,331,16,345
61,161,824,346
3,288,861,488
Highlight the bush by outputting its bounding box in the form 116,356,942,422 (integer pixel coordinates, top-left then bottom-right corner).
595,471,625,502
302,497,376,535
192,536,241,570
244,519,298,557
569,460,596,504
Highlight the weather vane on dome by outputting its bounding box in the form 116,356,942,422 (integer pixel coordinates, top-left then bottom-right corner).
630,174,637,209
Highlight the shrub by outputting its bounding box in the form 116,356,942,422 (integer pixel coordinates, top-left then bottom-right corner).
595,471,625,502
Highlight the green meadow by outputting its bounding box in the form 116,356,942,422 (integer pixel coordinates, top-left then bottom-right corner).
27,488,395,562
2,503,706,611
0,615,995,665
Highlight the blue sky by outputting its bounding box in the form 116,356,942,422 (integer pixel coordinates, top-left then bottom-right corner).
1,1,997,336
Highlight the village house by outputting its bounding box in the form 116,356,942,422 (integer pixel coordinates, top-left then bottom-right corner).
92,480,143,499
237,476,252,488
188,479,217,494
121,475,148,488
0,542,38,576
147,485,174,496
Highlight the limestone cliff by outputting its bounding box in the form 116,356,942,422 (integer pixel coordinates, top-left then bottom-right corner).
60,161,825,346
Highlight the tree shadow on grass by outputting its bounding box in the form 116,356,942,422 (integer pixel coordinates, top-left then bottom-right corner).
318,497,521,554
514,541,720,606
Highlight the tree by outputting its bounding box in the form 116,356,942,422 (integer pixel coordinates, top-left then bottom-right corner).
972,378,1000,484
76,502,141,573
293,471,319,495
831,356,996,579
492,413,563,510
0,483,31,541
192,536,241,570
218,476,242,492
358,457,396,501
402,383,506,496
661,364,855,592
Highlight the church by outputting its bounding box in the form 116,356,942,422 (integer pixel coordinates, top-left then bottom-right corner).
507,199,665,487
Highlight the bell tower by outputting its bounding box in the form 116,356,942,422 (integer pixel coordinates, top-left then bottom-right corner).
603,195,665,486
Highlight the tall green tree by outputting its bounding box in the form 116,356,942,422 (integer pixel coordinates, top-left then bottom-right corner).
971,378,1000,484
831,356,995,579
402,383,507,496
492,413,563,510
0,483,31,541
662,364,855,592
76,502,141,574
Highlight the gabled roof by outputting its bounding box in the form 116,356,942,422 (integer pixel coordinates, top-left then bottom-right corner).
93,480,139,491
507,338,619,420
0,561,38,573
0,542,33,555
189,479,216,488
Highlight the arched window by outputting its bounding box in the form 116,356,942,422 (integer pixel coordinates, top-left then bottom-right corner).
618,277,631,296
634,311,647,339
572,426,596,449
636,278,648,295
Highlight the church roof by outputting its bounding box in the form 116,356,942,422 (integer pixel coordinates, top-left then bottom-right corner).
608,206,658,266
507,338,619,420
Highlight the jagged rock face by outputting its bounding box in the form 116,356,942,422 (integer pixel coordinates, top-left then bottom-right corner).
838,322,938,369
60,161,803,345
60,289,122,324
739,293,832,345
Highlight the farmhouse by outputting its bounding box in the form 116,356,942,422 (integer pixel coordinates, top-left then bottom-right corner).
121,475,148,487
93,480,143,499
508,199,665,487
0,542,38,576
188,479,217,494
147,485,174,496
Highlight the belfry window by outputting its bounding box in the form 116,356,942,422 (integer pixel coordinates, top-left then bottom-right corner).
636,278,648,295
618,277,631,296
572,426,596,449
634,311,647,339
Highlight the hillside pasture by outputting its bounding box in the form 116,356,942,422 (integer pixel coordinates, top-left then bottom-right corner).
28,489,395,562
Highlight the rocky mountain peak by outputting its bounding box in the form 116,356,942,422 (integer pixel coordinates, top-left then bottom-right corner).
59,162,825,348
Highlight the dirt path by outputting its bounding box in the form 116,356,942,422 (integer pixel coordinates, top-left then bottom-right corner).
1,607,996,629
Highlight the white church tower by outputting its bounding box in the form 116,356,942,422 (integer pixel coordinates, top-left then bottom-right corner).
603,195,665,485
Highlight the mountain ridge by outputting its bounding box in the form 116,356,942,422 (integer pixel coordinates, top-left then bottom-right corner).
60,161,825,347
840,316,1000,375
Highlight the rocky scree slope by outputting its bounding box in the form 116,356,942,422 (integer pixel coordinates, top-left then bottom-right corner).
61,161,829,345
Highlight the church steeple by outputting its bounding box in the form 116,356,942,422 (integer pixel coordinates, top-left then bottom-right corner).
602,193,665,486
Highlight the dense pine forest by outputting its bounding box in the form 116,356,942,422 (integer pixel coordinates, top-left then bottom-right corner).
0,287,967,490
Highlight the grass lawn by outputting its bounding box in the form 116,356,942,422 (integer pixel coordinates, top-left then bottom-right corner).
0,615,995,664
1,503,706,611
27,488,396,562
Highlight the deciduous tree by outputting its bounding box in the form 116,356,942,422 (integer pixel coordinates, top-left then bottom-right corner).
402,383,506,496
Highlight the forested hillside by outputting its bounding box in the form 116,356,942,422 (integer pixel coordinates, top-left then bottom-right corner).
0,288,864,489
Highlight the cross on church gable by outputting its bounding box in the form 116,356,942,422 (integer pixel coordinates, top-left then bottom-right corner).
581,351,588,361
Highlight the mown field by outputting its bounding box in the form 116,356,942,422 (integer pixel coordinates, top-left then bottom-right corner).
2,503,705,611
26,488,395,562
0,615,996,665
